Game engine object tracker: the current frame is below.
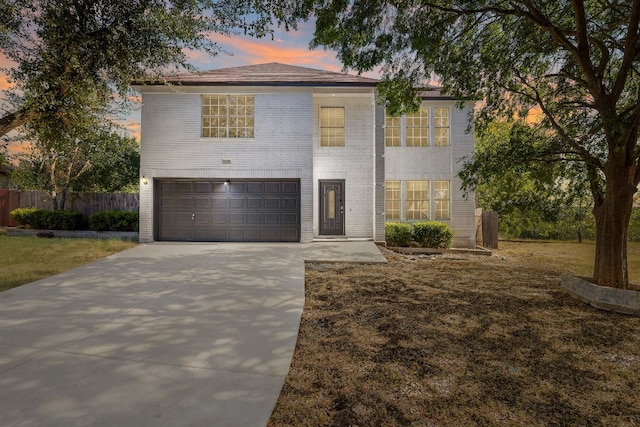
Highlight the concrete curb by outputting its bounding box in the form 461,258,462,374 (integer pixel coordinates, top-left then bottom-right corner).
5,228,138,241
561,275,640,316
388,246,492,256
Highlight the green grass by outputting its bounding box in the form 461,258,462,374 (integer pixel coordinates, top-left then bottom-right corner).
0,235,137,292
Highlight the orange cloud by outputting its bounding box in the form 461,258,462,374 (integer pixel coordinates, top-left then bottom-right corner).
207,33,343,72
123,120,141,141
0,74,12,91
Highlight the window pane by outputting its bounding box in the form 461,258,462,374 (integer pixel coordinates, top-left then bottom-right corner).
406,108,429,147
434,107,450,147
385,115,401,147
434,180,450,220
321,107,345,146
406,180,429,220
385,181,401,220
202,95,254,139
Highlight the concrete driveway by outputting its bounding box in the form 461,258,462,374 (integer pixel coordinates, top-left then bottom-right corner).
0,243,305,427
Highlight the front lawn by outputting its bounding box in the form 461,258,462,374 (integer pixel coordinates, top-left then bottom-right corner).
0,234,137,292
269,241,640,426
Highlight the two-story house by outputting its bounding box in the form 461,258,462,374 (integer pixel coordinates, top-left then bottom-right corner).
133,63,476,247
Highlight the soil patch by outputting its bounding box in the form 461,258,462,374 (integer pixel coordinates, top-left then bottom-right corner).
269,244,640,426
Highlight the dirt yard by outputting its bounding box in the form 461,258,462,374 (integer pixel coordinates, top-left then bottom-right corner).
268,242,640,426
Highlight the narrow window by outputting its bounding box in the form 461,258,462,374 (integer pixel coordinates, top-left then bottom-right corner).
385,180,401,220
385,114,401,147
406,108,429,147
320,107,345,147
434,180,450,220
328,189,336,219
434,107,450,147
202,95,254,138
406,180,429,220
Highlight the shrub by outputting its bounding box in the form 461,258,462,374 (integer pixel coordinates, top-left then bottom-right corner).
412,221,454,248
89,210,139,232
48,210,83,230
385,222,413,247
10,207,41,227
10,208,82,230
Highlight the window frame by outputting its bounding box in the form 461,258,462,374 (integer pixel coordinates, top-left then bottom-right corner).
385,180,401,220
405,180,430,220
201,95,255,139
320,106,345,147
433,180,451,220
384,105,452,148
434,107,450,147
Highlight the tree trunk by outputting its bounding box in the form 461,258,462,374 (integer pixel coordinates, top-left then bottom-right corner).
592,157,637,289
0,109,32,137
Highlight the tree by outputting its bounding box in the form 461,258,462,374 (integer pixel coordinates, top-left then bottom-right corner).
11,117,140,210
0,0,296,136
307,0,640,289
461,120,594,241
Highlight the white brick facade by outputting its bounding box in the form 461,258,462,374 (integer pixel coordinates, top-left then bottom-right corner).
134,64,476,247
384,100,476,247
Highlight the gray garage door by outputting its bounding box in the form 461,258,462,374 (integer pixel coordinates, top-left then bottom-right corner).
156,179,300,242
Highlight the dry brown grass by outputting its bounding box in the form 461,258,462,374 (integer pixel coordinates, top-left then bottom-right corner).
269,241,640,426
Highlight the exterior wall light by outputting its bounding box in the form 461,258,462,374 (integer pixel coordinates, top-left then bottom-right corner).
224,179,231,185
142,176,148,185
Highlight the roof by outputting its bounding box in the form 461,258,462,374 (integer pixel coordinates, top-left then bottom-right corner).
141,63,380,87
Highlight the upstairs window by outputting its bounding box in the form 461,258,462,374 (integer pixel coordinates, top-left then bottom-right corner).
406,108,429,147
202,95,254,138
320,107,345,147
384,106,451,147
434,108,450,147
385,116,401,147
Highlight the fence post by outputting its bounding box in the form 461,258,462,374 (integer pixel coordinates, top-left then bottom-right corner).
482,211,499,249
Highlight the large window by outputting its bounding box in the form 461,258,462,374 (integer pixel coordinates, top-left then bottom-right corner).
385,116,401,147
406,108,429,147
202,95,254,138
385,180,451,221
434,180,450,220
320,107,345,147
434,108,450,147
384,106,451,147
385,181,401,220
406,180,430,220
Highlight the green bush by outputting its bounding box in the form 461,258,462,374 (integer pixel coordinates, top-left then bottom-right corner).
48,210,83,230
89,210,139,232
10,207,41,227
10,208,82,230
385,222,413,247
412,221,454,248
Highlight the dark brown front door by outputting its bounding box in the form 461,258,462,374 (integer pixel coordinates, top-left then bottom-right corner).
319,180,345,236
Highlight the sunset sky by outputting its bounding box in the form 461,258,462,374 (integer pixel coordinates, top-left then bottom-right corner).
1,21,380,147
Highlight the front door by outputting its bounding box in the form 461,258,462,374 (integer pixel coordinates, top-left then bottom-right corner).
319,180,345,235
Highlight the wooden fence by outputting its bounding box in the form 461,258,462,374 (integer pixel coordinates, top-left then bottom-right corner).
0,190,139,227
476,209,499,249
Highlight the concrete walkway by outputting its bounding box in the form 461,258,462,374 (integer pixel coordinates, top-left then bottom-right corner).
0,241,385,427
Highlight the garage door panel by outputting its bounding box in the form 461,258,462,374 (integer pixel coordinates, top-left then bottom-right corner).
211,198,228,209
157,179,300,242
229,198,245,209
247,198,262,209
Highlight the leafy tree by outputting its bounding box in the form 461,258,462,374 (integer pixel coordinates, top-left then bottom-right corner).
0,0,295,136
10,116,140,210
461,120,594,242
307,1,640,289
